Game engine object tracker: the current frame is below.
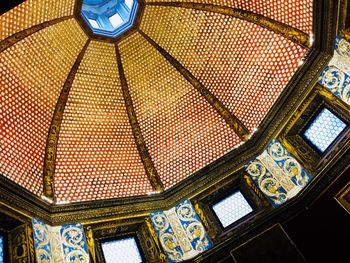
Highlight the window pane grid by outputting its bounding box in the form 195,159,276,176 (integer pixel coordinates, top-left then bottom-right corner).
212,191,253,228
304,108,346,153
0,235,3,263
101,237,142,263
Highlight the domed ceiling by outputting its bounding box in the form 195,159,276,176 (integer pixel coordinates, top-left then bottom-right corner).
0,0,313,203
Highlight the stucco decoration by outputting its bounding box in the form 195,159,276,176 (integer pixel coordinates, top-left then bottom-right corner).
32,218,90,263
245,139,312,207
319,36,350,105
328,36,350,76
150,200,212,262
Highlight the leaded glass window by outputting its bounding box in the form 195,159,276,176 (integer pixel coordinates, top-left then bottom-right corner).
212,191,253,228
101,236,143,263
0,234,4,263
303,108,346,153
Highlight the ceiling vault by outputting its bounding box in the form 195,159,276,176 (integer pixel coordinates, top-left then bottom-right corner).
115,44,164,192
42,39,91,201
139,30,250,140
0,16,74,53
146,2,311,48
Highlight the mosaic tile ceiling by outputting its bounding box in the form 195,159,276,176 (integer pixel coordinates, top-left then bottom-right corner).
0,0,313,203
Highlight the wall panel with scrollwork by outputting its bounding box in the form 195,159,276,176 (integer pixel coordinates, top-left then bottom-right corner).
32,218,90,263
319,36,350,105
245,139,312,207
150,200,212,262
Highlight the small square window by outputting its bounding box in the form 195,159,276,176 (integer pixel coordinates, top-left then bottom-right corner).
87,19,99,29
303,107,347,153
109,13,123,28
101,236,143,263
0,234,3,263
211,190,253,228
125,0,134,9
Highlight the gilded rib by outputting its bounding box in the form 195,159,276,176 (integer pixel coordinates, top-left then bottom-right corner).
115,44,164,192
139,30,250,140
42,39,91,200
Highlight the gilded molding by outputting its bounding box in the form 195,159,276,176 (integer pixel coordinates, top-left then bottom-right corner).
139,30,250,140
85,227,97,263
338,0,349,33
0,0,338,226
42,39,91,200
26,225,36,262
146,2,311,48
9,224,36,262
243,175,268,205
340,30,350,41
115,44,164,192
193,201,217,242
145,219,167,262
0,16,73,53
0,179,51,222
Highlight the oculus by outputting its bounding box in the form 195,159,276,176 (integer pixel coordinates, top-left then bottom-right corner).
80,0,139,38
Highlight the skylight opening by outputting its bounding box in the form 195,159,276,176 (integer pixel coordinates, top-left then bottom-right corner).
109,13,124,28
212,191,253,228
88,19,99,29
101,237,143,263
303,108,346,153
125,0,134,9
0,234,4,263
80,0,139,38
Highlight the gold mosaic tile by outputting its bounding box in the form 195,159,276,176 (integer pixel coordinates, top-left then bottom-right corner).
0,0,314,200
0,19,87,195
145,0,313,34
119,32,241,189
55,40,152,202
0,0,75,40
141,6,308,131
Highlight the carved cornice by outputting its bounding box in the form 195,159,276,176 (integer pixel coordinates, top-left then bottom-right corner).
115,44,164,192
0,50,333,224
42,39,91,200
139,30,250,140
146,2,311,48
0,177,50,223
0,16,73,53
0,0,340,225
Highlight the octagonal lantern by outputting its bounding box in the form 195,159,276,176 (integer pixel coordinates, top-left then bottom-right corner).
80,0,139,38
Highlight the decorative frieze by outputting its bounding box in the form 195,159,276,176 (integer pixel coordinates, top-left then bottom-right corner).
319,36,350,105
245,140,312,207
32,218,90,263
150,200,213,262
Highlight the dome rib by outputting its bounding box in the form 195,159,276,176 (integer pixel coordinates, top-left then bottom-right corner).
0,0,314,203
0,16,74,53
115,44,164,192
146,2,311,48
139,29,250,140
42,39,91,201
